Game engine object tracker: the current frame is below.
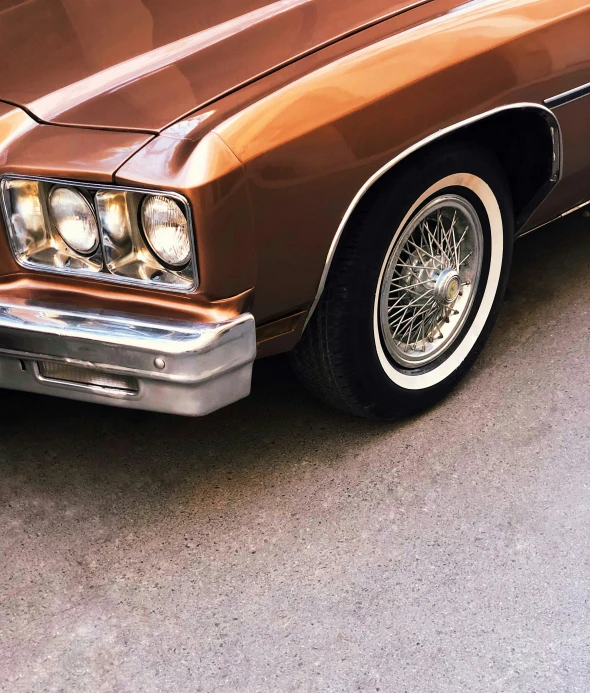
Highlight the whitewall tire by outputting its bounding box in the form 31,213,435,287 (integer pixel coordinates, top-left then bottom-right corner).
291,143,514,419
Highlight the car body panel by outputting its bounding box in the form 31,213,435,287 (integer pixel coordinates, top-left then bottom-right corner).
526,97,590,229
0,0,588,366
115,0,482,317
0,104,254,325
210,0,590,322
0,0,442,131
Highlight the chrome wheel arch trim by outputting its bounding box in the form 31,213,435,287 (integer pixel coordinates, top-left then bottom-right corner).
303,102,562,330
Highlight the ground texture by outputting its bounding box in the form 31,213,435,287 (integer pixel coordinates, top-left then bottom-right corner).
1,215,589,692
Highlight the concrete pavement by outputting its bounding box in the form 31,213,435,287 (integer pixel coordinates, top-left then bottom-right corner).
1,213,589,692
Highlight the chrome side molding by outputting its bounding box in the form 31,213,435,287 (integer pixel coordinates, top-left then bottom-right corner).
518,199,590,238
545,81,590,109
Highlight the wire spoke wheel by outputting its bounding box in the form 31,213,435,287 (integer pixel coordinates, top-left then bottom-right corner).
378,194,484,368
293,143,511,419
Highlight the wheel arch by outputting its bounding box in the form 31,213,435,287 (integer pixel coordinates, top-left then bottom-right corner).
304,102,562,330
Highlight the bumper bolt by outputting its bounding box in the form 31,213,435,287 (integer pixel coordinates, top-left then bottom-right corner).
154,357,166,370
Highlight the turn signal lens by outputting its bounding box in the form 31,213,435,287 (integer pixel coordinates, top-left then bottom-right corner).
48,187,99,255
141,195,190,268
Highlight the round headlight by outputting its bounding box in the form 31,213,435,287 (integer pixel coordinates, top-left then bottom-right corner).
48,187,99,255
141,195,191,268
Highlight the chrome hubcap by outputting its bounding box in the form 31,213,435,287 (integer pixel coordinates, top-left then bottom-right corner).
378,194,484,368
434,268,461,306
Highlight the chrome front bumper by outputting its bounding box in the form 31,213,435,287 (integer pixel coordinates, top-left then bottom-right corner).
0,302,256,415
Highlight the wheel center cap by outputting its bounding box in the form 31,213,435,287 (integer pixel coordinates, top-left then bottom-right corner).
434,268,461,306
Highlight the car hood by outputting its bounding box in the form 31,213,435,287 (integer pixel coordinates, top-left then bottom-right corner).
0,0,428,133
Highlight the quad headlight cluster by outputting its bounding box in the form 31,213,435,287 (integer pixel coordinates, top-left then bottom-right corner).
0,177,197,291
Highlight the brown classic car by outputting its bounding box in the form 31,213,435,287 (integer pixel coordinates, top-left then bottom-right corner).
0,0,587,418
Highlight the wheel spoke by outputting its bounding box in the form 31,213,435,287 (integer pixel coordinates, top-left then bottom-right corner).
388,290,421,317
395,262,436,271
453,227,468,270
425,219,447,260
397,304,439,345
379,194,482,367
389,278,435,293
391,300,437,335
442,211,457,263
458,251,473,268
388,289,434,319
423,308,440,343
436,210,452,265
423,221,436,259
406,238,437,262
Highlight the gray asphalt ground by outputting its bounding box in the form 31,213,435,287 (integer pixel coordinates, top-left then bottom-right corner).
1,213,589,693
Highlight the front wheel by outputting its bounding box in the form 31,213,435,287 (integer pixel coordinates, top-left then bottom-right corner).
291,143,514,419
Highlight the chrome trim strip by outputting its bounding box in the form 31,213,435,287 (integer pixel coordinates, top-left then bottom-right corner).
0,174,199,294
0,301,256,415
518,199,590,239
303,102,562,330
545,81,590,109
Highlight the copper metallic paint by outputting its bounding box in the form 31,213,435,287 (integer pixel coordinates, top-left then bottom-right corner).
116,131,257,300
0,0,437,131
213,0,590,323
0,276,254,326
0,103,254,324
0,109,254,326
1,124,154,183
255,311,307,358
0,0,588,359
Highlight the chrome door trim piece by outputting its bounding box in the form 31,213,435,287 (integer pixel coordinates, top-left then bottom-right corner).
545,81,590,109
303,102,562,330
0,301,256,415
518,199,590,238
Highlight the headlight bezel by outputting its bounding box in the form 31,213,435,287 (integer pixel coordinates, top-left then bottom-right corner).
0,174,199,294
